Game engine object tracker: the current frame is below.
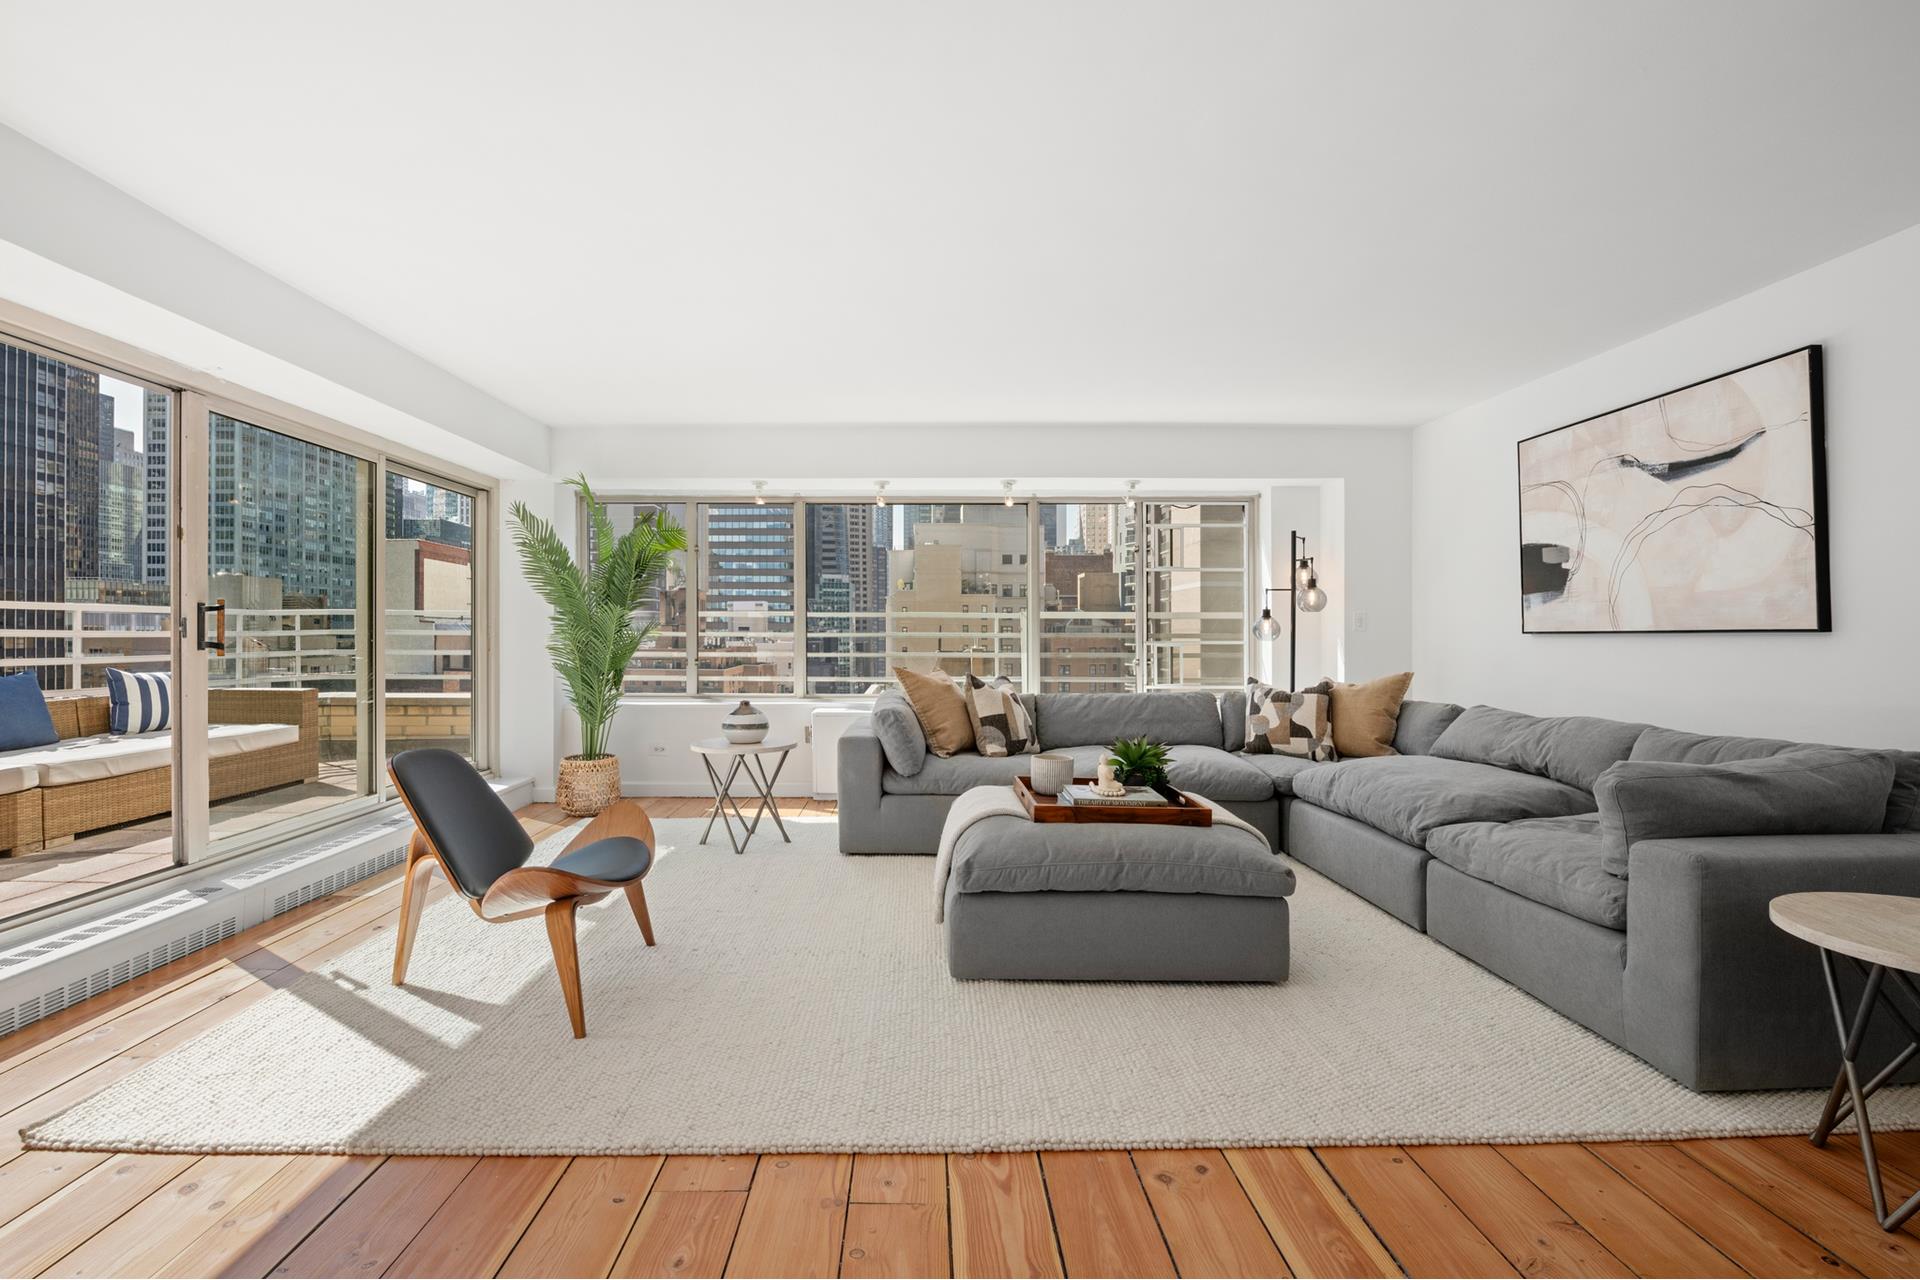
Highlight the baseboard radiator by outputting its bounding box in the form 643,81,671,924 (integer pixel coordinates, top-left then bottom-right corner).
0,812,415,1039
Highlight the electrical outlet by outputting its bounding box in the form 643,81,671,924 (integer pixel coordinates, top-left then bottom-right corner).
1354,611,1369,632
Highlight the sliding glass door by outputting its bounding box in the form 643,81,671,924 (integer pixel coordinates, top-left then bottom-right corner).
198,405,378,855
0,321,490,926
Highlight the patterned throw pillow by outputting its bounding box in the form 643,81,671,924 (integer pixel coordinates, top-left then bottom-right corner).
1244,678,1337,760
106,668,173,735
963,676,1036,757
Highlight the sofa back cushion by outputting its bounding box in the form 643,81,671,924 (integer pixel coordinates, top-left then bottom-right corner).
0,673,58,753
963,676,1036,757
1430,705,1648,793
106,669,172,735
1391,700,1464,756
870,688,929,776
895,667,974,757
1219,689,1248,752
1594,748,1897,877
1633,726,1920,832
1034,691,1223,751
1328,671,1415,758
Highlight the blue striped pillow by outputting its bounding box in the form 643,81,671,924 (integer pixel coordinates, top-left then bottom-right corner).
105,669,172,735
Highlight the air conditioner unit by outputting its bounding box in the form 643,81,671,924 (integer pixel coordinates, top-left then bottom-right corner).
809,707,872,800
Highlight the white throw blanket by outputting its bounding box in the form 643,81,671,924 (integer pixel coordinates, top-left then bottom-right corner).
931,785,1271,920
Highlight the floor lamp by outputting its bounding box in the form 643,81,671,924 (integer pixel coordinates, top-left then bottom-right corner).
1251,530,1328,690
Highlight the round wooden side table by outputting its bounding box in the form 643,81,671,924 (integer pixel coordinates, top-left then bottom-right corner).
1771,891,1920,1232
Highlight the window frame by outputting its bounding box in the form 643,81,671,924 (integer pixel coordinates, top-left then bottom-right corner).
590,493,1260,699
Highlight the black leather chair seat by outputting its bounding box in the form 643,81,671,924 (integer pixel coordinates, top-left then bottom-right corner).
552,835,653,884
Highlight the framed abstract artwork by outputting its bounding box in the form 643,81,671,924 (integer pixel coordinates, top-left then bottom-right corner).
1517,346,1828,634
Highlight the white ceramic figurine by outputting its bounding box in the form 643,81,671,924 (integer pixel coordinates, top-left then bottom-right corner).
1095,759,1126,797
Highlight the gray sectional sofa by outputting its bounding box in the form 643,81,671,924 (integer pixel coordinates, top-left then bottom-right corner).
839,686,1920,1092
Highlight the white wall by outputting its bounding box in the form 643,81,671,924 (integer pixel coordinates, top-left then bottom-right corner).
1411,222,1920,746
532,425,1413,794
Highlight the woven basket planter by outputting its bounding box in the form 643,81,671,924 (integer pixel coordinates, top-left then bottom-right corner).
556,754,622,816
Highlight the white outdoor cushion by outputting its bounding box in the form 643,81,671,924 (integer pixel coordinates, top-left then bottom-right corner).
207,723,299,759
0,760,37,796
26,723,298,787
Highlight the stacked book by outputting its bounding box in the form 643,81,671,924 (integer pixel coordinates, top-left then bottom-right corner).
1059,784,1170,807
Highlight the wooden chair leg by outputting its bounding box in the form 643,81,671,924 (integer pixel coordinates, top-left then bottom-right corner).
545,898,587,1039
626,882,656,946
391,838,438,986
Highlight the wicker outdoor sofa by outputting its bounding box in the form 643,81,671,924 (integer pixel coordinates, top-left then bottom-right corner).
0,688,320,854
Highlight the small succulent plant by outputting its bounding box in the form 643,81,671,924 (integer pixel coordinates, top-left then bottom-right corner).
1106,736,1172,788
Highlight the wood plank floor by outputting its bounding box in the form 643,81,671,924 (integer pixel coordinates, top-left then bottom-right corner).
0,796,1911,1278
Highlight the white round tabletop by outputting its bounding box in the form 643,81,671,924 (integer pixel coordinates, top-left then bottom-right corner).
690,737,797,755
1770,892,1920,973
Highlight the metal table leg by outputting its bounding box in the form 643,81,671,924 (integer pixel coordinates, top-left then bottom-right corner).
698,754,752,855
1810,949,1920,1231
739,748,792,843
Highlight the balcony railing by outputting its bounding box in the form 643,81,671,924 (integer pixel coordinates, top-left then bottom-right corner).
0,600,472,697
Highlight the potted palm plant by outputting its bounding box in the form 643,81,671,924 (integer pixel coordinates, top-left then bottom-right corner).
509,475,686,816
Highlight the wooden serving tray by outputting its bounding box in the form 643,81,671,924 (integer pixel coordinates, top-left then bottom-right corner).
1012,774,1213,827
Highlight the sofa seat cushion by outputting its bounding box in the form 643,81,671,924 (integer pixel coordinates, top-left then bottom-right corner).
0,759,38,796
1291,756,1597,846
1236,753,1322,797
26,723,298,787
1426,815,1624,929
1163,745,1276,802
883,746,1110,796
950,813,1293,897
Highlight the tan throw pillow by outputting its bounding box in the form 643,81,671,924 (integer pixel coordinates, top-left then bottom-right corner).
1328,671,1415,758
963,675,1035,757
893,667,974,757
1244,678,1337,761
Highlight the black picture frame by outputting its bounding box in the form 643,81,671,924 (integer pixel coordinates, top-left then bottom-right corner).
1515,344,1829,635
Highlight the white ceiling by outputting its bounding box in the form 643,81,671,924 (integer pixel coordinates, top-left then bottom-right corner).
3,1,1918,430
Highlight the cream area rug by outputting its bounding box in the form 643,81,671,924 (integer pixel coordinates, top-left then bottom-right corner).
24,815,1920,1156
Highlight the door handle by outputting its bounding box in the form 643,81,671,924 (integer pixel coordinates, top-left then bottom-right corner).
196,600,228,655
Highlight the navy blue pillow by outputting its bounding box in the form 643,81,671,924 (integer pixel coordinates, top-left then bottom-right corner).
0,672,59,752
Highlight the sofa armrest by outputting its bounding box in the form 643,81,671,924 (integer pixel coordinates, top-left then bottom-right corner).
1625,832,1920,1089
838,727,885,807
835,727,889,853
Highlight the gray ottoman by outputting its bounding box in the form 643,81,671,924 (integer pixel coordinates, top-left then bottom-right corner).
943,815,1294,982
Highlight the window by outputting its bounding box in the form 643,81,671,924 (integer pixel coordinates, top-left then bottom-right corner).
384,470,477,760
697,502,795,695
1144,502,1250,688
600,495,1252,698
598,501,690,693
1038,500,1136,693
803,501,1027,695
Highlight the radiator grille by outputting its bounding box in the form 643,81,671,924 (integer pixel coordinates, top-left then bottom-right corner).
0,820,412,1039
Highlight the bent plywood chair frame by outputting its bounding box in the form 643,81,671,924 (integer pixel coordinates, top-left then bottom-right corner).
388,764,657,1038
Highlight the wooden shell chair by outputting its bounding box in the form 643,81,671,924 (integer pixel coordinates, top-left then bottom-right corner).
388,748,657,1038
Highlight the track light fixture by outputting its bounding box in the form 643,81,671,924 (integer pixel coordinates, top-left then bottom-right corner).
874,481,889,508
1124,480,1139,510
1002,479,1017,507
751,480,767,505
